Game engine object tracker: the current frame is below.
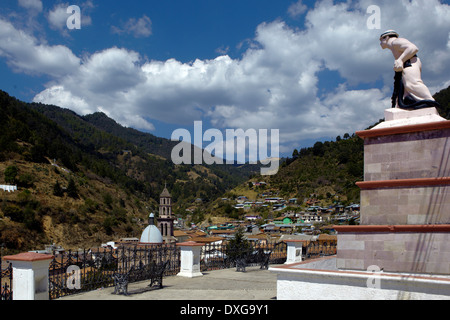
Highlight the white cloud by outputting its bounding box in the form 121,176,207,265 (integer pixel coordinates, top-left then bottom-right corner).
0,18,80,77
47,4,69,31
288,0,307,18
2,0,449,152
18,0,43,13
112,15,152,38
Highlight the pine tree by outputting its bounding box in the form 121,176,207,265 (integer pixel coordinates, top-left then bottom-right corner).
4,166,18,184
67,178,78,199
226,227,252,262
53,181,64,197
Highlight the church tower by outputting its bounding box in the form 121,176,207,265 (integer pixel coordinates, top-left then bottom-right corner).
158,185,176,243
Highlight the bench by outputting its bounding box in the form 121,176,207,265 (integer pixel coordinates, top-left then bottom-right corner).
112,260,170,295
235,243,282,272
112,270,131,295
147,260,170,289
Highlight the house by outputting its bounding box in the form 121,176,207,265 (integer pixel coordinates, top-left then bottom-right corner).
273,203,286,211
297,213,323,224
245,224,260,234
261,224,280,234
236,196,248,204
317,234,337,247
265,197,281,203
174,230,190,243
245,233,269,245
274,217,293,225
244,214,262,221
209,229,236,239
189,236,224,245
0,185,17,193
346,204,360,212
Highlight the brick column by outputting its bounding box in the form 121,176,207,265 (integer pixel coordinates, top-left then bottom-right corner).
176,242,204,278
3,252,54,300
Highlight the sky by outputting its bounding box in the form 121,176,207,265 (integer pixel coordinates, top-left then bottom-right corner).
0,0,449,160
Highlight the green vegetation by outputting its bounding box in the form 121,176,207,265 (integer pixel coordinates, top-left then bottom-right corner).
269,132,364,205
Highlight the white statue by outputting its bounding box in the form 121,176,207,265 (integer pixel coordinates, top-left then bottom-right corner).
380,30,437,109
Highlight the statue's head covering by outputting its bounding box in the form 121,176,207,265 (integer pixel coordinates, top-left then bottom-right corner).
380,30,399,41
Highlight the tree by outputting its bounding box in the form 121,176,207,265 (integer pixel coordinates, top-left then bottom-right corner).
226,227,252,263
53,181,64,197
67,178,78,198
4,166,18,184
312,142,325,157
103,193,113,208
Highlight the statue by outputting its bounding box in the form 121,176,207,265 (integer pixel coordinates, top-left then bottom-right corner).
379,30,440,110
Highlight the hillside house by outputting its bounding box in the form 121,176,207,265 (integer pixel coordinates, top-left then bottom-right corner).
244,214,262,221
236,196,248,203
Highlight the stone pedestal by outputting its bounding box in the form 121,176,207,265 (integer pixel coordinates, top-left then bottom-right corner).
270,108,450,300
284,240,303,264
3,252,54,300
176,242,204,278
336,108,450,275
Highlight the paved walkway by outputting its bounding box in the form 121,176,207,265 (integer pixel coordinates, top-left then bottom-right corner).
57,266,279,300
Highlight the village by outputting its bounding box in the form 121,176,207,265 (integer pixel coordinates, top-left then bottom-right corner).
88,184,359,258
25,183,360,256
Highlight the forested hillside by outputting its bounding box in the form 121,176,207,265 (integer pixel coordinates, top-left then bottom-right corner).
0,90,256,252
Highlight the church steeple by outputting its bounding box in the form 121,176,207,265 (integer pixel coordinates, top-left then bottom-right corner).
157,184,175,243
159,184,172,218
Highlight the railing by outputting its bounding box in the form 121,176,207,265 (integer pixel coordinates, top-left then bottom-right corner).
9,240,338,300
200,242,287,271
0,262,12,301
303,242,337,259
48,244,180,300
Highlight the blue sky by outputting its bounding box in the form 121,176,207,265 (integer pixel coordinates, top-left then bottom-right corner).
0,0,449,159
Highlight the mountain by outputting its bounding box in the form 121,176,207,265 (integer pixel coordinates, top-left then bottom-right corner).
30,102,259,202
0,90,257,253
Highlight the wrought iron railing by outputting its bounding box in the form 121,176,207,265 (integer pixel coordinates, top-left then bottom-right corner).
303,242,337,259
48,244,180,300
43,240,335,299
200,242,287,271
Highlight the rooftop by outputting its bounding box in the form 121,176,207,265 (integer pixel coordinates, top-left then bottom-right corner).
57,265,278,300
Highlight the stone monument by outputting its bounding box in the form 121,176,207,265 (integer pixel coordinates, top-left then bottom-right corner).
270,32,450,299
335,31,450,276
379,30,439,110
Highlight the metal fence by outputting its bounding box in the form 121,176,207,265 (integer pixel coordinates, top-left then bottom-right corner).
200,241,287,271
303,242,337,259
48,244,180,300
1,240,337,300
0,263,12,301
